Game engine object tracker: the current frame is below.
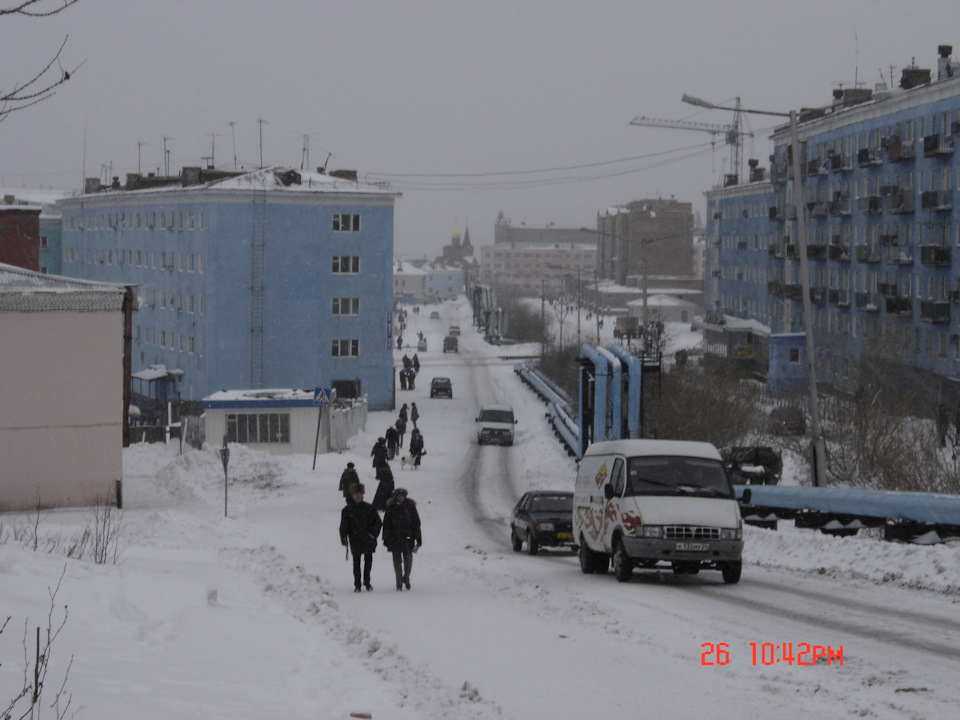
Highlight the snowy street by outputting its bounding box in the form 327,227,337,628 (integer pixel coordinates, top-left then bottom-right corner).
2,297,960,719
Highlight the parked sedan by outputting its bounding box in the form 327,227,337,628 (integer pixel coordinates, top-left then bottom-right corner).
770,405,806,435
510,491,576,555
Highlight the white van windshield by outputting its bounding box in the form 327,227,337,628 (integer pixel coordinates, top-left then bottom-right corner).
626,456,733,498
480,409,514,423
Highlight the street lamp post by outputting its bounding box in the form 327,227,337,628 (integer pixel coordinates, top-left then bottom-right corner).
683,94,826,487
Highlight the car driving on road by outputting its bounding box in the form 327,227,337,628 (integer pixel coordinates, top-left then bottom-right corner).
476,404,516,445
430,377,453,399
510,491,576,555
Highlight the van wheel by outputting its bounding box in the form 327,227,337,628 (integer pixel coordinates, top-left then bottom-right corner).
612,538,632,582
511,530,522,552
526,533,539,555
722,560,742,584
579,539,599,574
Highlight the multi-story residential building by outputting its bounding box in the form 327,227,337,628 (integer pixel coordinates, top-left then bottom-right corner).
705,45,960,399
482,220,596,298
59,166,399,410
596,198,695,287
0,197,40,271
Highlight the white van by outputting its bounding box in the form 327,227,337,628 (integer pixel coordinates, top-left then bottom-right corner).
476,404,517,445
573,439,745,584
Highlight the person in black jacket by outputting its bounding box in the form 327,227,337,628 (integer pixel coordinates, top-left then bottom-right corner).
339,484,383,592
372,463,395,512
408,428,425,467
381,487,421,591
337,462,360,503
371,437,389,470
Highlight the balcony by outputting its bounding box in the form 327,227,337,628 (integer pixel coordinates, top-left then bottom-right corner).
810,287,825,304
887,190,915,214
921,190,952,211
769,206,783,221
806,244,827,261
784,284,803,299
855,292,879,311
886,138,915,163
828,244,851,262
736,240,748,249
920,245,952,266
923,134,954,157
807,201,828,218
830,153,854,172
879,231,899,246
876,282,896,297
885,296,913,315
887,248,913,265
858,147,883,166
920,300,950,324
829,196,852,216
828,289,850,307
856,245,881,263
768,243,784,258
767,281,783,296
786,243,799,258
858,195,882,215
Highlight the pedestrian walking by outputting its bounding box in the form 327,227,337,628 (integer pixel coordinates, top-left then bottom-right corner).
339,484,383,592
410,402,420,429
338,462,360,503
399,403,408,422
371,436,389,470
407,370,416,390
382,487,421,591
385,425,399,459
412,353,420,374
395,415,407,448
397,335,403,350
409,428,425,467
399,367,408,391
372,464,395,511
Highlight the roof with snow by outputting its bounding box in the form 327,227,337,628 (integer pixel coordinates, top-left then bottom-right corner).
0,262,127,312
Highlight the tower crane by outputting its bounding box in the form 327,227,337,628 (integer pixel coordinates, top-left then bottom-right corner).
630,95,746,187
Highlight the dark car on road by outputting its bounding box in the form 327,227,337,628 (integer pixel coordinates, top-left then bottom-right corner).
430,377,453,399
770,405,806,435
443,335,459,353
510,491,576,555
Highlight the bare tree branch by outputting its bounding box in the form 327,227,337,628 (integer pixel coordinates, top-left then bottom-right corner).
0,0,82,125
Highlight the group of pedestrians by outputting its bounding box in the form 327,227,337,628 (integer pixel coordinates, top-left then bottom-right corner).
339,472,422,592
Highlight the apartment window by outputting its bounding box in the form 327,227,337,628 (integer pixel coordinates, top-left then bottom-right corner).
188,336,194,355
187,295,194,314
198,254,204,273
790,347,801,364
332,255,360,274
160,330,166,346
332,297,360,315
187,212,194,230
40,234,48,248
187,253,195,272
332,339,360,357
226,413,290,444
333,213,361,232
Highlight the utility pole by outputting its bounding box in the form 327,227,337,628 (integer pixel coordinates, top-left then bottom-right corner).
228,121,237,169
258,117,268,168
682,94,827,487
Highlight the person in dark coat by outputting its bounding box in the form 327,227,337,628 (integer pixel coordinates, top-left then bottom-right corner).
410,402,420,429
339,484,383,592
407,370,416,390
412,353,420,374
399,403,408,422
381,487,421,591
338,462,360,503
408,428,425,467
371,437,389,470
399,368,408,391
402,354,412,370
372,464,395,511
395,415,407,448
385,425,399,459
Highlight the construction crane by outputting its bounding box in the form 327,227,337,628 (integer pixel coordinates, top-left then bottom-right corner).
630,95,746,187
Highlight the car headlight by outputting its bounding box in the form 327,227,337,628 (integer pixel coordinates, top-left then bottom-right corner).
641,526,662,538
537,523,555,531
721,527,742,540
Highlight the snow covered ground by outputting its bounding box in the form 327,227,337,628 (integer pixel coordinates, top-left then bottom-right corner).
2,297,959,719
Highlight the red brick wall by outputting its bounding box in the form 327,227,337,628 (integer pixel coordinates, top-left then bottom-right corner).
0,208,41,271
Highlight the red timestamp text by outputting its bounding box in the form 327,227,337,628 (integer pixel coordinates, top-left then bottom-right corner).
700,642,844,666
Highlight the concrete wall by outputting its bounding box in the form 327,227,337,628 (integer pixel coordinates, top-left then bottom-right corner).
0,309,122,511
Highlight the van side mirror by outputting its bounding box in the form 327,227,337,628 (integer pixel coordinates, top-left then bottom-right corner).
603,484,615,500
741,488,752,505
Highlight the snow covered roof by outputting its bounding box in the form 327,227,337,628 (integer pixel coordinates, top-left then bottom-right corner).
0,263,127,312
202,387,319,409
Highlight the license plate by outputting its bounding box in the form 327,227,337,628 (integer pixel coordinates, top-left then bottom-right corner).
556,532,573,540
675,542,709,552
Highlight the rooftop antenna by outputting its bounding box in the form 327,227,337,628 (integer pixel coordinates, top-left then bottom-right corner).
228,121,237,169
301,134,309,170
162,136,173,176
137,140,147,174
257,117,268,168
206,133,220,169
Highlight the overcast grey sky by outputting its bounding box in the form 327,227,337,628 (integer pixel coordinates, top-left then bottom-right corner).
1,0,957,257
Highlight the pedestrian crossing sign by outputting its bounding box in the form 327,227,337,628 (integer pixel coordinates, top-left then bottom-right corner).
313,387,332,405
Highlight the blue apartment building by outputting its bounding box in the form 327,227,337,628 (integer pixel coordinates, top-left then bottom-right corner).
59,166,399,411
705,45,960,400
